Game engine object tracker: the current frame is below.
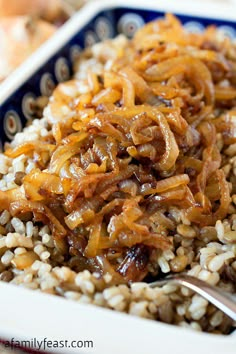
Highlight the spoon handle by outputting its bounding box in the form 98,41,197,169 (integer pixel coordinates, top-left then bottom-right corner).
150,274,236,322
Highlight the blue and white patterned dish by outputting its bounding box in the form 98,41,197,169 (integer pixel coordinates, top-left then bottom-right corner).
0,0,236,147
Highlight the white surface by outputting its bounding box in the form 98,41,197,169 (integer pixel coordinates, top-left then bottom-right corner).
0,0,236,353
0,281,235,354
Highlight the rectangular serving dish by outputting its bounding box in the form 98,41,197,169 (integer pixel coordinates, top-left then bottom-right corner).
0,0,236,353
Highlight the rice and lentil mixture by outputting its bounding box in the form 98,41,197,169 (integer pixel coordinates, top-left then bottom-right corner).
0,14,236,334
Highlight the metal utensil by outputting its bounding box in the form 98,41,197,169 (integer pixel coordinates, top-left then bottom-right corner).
150,274,236,322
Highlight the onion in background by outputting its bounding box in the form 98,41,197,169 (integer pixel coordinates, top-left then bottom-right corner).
0,16,56,81
0,0,89,81
0,0,67,22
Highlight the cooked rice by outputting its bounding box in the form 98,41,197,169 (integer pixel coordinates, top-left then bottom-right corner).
0,14,236,335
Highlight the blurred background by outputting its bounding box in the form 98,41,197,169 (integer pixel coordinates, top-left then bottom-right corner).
0,0,92,82
0,0,89,21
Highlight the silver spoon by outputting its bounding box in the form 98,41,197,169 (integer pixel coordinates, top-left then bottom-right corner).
149,274,236,322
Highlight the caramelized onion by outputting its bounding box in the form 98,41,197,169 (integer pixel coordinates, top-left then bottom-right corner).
0,188,25,211
0,14,235,283
10,200,67,237
151,111,179,171
141,174,189,196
